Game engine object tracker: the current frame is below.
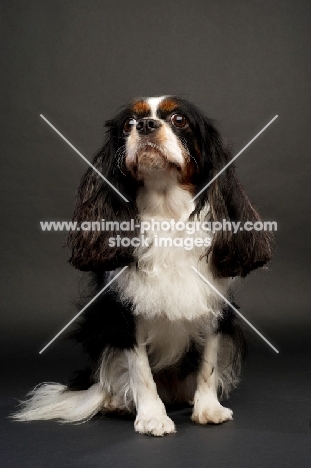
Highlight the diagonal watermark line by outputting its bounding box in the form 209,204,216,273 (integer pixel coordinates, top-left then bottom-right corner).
191,266,279,353
191,115,278,202
40,114,129,203
39,266,128,354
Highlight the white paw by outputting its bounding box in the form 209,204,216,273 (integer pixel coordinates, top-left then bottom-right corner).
134,414,176,436
192,404,233,425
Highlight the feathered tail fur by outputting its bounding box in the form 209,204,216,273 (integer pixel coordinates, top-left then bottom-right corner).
11,382,106,423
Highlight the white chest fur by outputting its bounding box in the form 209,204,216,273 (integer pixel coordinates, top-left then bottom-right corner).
113,173,231,322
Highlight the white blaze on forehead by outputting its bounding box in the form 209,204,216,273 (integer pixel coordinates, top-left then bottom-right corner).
147,96,166,118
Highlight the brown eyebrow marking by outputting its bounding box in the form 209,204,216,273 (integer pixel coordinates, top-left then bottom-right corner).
158,97,179,114
132,100,151,117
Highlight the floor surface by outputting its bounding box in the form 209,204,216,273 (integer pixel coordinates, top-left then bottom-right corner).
1,327,310,468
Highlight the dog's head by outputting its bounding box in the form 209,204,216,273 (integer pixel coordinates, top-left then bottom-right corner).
68,96,272,276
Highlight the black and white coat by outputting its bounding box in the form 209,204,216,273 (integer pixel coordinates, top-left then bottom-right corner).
13,96,272,436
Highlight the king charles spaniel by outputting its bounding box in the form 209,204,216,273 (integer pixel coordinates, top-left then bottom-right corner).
13,96,272,436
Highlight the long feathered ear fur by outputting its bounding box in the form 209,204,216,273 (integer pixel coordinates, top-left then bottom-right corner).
67,122,138,272
194,117,273,278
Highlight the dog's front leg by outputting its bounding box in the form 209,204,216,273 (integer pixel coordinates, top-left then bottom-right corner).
125,325,176,437
191,333,233,424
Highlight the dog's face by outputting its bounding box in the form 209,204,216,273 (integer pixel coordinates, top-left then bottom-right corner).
108,96,209,192
122,97,197,183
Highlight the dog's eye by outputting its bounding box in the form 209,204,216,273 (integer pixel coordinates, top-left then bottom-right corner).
171,113,188,128
123,118,137,134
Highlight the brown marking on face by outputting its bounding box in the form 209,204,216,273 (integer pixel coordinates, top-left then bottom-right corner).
178,141,200,193
179,158,197,194
158,97,179,114
131,100,151,117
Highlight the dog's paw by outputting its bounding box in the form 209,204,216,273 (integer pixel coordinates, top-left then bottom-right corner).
134,414,176,436
191,404,233,425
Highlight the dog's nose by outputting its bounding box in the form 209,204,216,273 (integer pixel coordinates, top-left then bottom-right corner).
136,119,161,135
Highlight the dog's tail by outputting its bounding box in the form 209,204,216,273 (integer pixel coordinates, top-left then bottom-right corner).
11,382,105,423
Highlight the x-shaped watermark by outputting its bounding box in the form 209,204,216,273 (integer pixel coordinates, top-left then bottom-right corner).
39,112,279,354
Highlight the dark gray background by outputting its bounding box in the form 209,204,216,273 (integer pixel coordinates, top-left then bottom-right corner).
1,1,311,467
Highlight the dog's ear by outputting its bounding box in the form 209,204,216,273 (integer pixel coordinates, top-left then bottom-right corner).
207,167,273,277
67,127,138,272
194,120,273,278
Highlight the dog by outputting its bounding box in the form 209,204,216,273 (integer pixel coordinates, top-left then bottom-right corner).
13,96,272,436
